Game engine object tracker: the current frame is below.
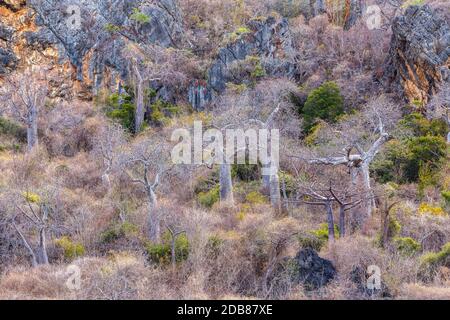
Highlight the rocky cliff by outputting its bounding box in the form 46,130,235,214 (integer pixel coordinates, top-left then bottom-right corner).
384,5,450,107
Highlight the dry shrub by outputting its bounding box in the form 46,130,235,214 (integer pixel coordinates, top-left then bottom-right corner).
399,283,450,300
327,236,421,298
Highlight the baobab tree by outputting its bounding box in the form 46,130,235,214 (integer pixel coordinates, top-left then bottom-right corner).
303,96,400,217
0,68,48,152
94,122,127,189
123,137,172,243
211,79,297,210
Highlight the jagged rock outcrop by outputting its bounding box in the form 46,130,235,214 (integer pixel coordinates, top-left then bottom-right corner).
293,248,336,290
190,16,296,110
0,47,16,74
0,0,25,11
383,5,450,106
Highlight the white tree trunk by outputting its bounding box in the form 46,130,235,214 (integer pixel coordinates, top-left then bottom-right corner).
326,202,335,243
219,164,234,204
39,227,49,265
134,77,144,134
27,104,38,152
269,170,282,214
361,163,375,217
147,188,160,243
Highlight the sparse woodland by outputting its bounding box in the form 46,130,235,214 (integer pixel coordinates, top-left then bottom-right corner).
0,0,449,300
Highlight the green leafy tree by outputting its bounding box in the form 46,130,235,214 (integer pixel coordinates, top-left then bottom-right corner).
301,81,344,134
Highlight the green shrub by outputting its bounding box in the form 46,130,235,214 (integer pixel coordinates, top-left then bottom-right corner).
105,92,136,132
299,224,340,251
245,191,267,205
149,100,181,127
54,237,85,260
372,114,447,186
197,185,220,208
100,222,139,244
130,8,150,24
232,162,261,182
298,234,326,251
146,232,190,265
0,117,27,141
442,191,450,206
393,237,421,256
421,243,450,267
301,82,344,134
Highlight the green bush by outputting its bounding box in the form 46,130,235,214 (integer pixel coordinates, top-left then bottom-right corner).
54,237,85,260
0,117,27,142
393,237,421,256
130,8,150,24
100,222,139,244
146,232,190,265
372,114,447,186
421,243,450,267
105,92,136,132
197,185,220,208
232,162,261,182
301,82,344,134
299,224,340,251
149,100,181,127
298,233,326,251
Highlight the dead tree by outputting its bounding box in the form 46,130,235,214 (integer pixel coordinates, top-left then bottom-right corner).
0,68,48,152
124,140,171,243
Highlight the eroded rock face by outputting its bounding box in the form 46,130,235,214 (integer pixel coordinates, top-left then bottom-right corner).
190,16,296,110
0,47,16,74
384,5,450,106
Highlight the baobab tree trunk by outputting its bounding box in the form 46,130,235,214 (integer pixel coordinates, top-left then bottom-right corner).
27,104,38,151
269,170,282,214
339,205,346,238
326,201,335,243
133,65,145,134
38,227,49,265
219,164,234,204
147,188,160,243
361,163,375,217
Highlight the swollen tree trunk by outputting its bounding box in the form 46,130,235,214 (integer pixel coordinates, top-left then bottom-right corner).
339,205,346,238
27,104,38,152
39,227,49,265
361,164,375,217
133,65,145,134
147,188,160,243
269,170,282,214
326,201,335,243
219,164,234,204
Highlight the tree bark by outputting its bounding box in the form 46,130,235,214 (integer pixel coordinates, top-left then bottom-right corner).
27,104,38,151
219,164,234,205
133,65,145,134
269,170,282,214
39,227,49,265
326,201,335,243
339,205,346,238
147,188,160,243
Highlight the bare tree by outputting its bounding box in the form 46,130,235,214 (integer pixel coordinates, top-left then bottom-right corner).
0,68,48,152
94,122,127,189
123,137,172,243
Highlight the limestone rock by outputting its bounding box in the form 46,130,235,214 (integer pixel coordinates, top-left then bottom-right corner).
383,5,450,106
